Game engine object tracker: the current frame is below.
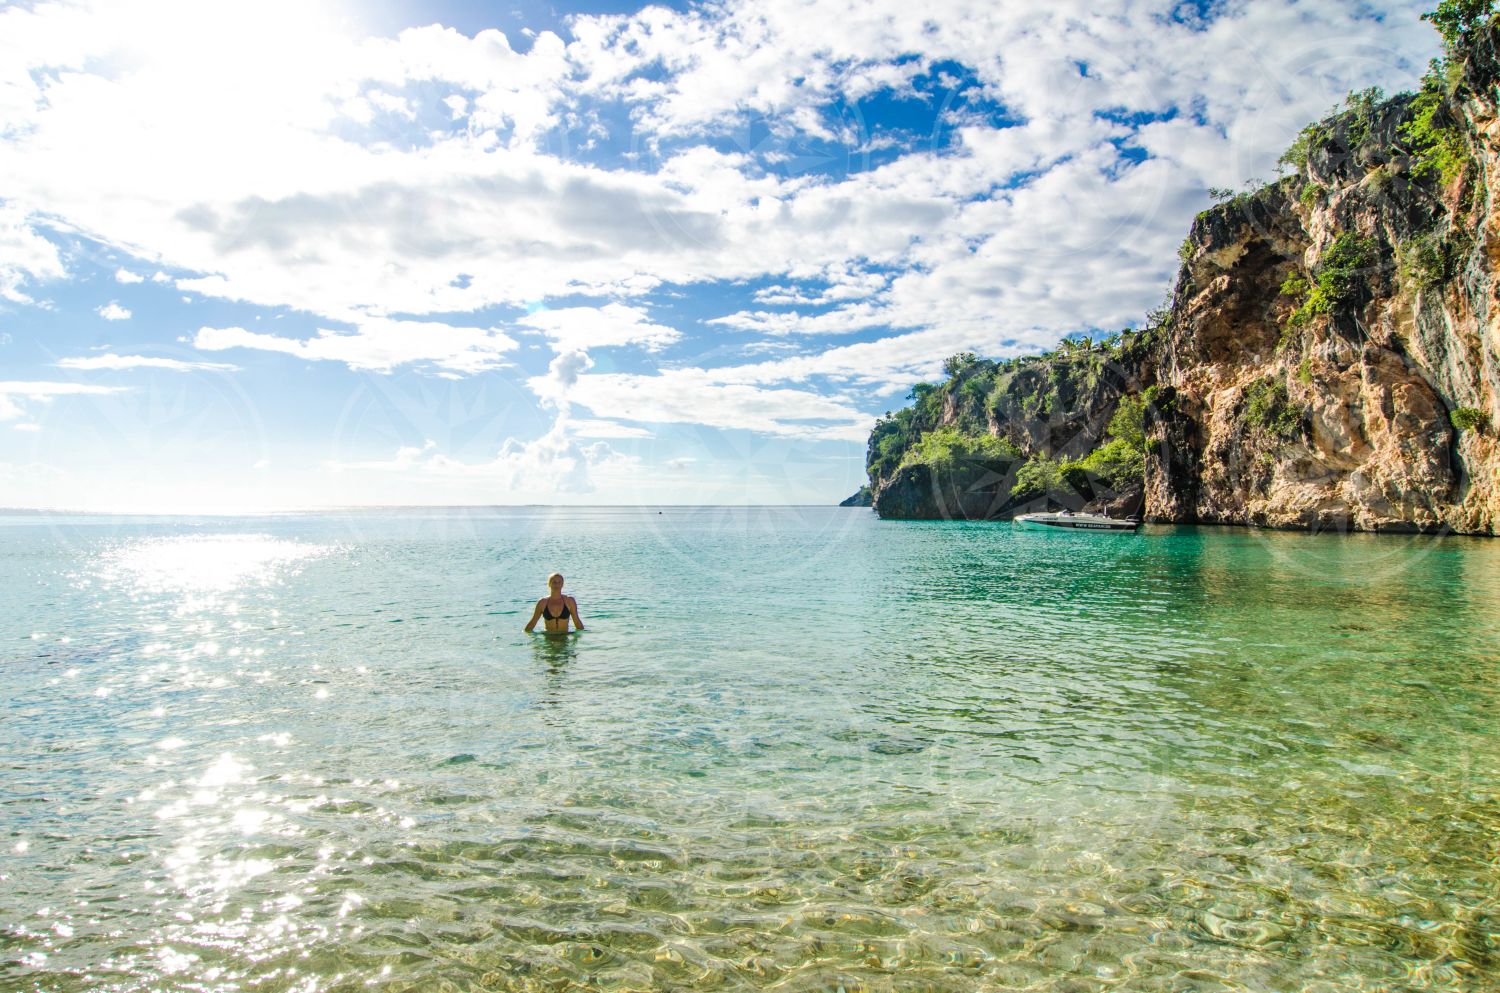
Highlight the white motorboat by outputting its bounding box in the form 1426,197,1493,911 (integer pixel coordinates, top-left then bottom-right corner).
1015,510,1140,532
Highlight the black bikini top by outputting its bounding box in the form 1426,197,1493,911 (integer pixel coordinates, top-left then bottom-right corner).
542,599,571,620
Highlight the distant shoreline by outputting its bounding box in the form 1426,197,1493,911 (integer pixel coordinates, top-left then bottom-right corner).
0,504,864,516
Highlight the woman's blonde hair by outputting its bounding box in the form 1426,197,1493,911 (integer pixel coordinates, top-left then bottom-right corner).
546,572,564,590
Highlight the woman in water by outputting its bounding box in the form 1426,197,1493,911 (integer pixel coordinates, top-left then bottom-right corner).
524,573,585,633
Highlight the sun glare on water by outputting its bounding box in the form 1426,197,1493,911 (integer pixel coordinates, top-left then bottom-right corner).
96,534,330,596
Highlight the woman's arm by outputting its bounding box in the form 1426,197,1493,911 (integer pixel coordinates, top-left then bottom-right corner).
567,596,585,631
523,599,545,632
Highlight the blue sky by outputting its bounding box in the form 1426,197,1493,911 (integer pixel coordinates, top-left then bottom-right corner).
0,0,1437,510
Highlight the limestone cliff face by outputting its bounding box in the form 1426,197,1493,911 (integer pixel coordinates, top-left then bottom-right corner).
1151,34,1499,534
866,25,1500,536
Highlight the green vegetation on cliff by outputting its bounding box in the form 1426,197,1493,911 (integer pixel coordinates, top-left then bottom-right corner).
1280,233,1380,328
899,427,1019,471
1399,1,1492,184
1276,1,1490,193
1424,0,1496,50
866,331,1148,486
864,328,1155,515
1243,378,1305,439
1278,87,1387,174
1009,395,1146,500
1451,406,1488,433
1402,229,1472,289
1404,85,1469,184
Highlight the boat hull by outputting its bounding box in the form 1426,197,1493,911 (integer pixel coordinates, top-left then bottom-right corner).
1015,513,1139,532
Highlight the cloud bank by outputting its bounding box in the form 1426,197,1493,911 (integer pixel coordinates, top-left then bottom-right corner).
0,0,1438,498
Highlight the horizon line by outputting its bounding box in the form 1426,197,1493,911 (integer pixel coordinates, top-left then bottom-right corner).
0,503,863,517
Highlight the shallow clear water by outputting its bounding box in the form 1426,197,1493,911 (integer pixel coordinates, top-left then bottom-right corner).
3,507,1498,992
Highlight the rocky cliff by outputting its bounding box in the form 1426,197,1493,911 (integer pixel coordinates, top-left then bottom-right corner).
865,342,1147,520
863,16,1500,536
838,486,873,507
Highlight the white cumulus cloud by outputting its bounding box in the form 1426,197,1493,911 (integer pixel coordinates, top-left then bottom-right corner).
324,425,637,495
58,354,238,372
568,418,653,439
519,303,681,351
193,320,517,374
0,203,64,303
530,348,594,410
0,380,127,422
561,370,874,442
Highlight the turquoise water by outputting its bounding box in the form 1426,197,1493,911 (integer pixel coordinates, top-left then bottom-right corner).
3,507,1498,992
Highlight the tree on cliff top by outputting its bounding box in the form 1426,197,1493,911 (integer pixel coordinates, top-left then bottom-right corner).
1423,0,1496,51
943,352,979,377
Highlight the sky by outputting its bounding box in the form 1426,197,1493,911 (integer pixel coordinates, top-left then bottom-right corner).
0,0,1439,510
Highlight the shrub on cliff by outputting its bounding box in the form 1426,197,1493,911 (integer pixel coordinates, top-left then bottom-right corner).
1276,88,1384,174
1066,396,1147,490
1399,1,1494,183
1403,230,1472,289
1011,444,1140,502
1283,233,1379,325
899,427,1019,471
1450,406,1488,432
867,407,918,480
1403,84,1469,184
1072,438,1144,488
1278,121,1331,174
1313,234,1379,309
1107,394,1146,452
1008,394,1147,500
1273,2,1492,188
1244,378,1304,438
1010,454,1066,500
943,352,979,377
